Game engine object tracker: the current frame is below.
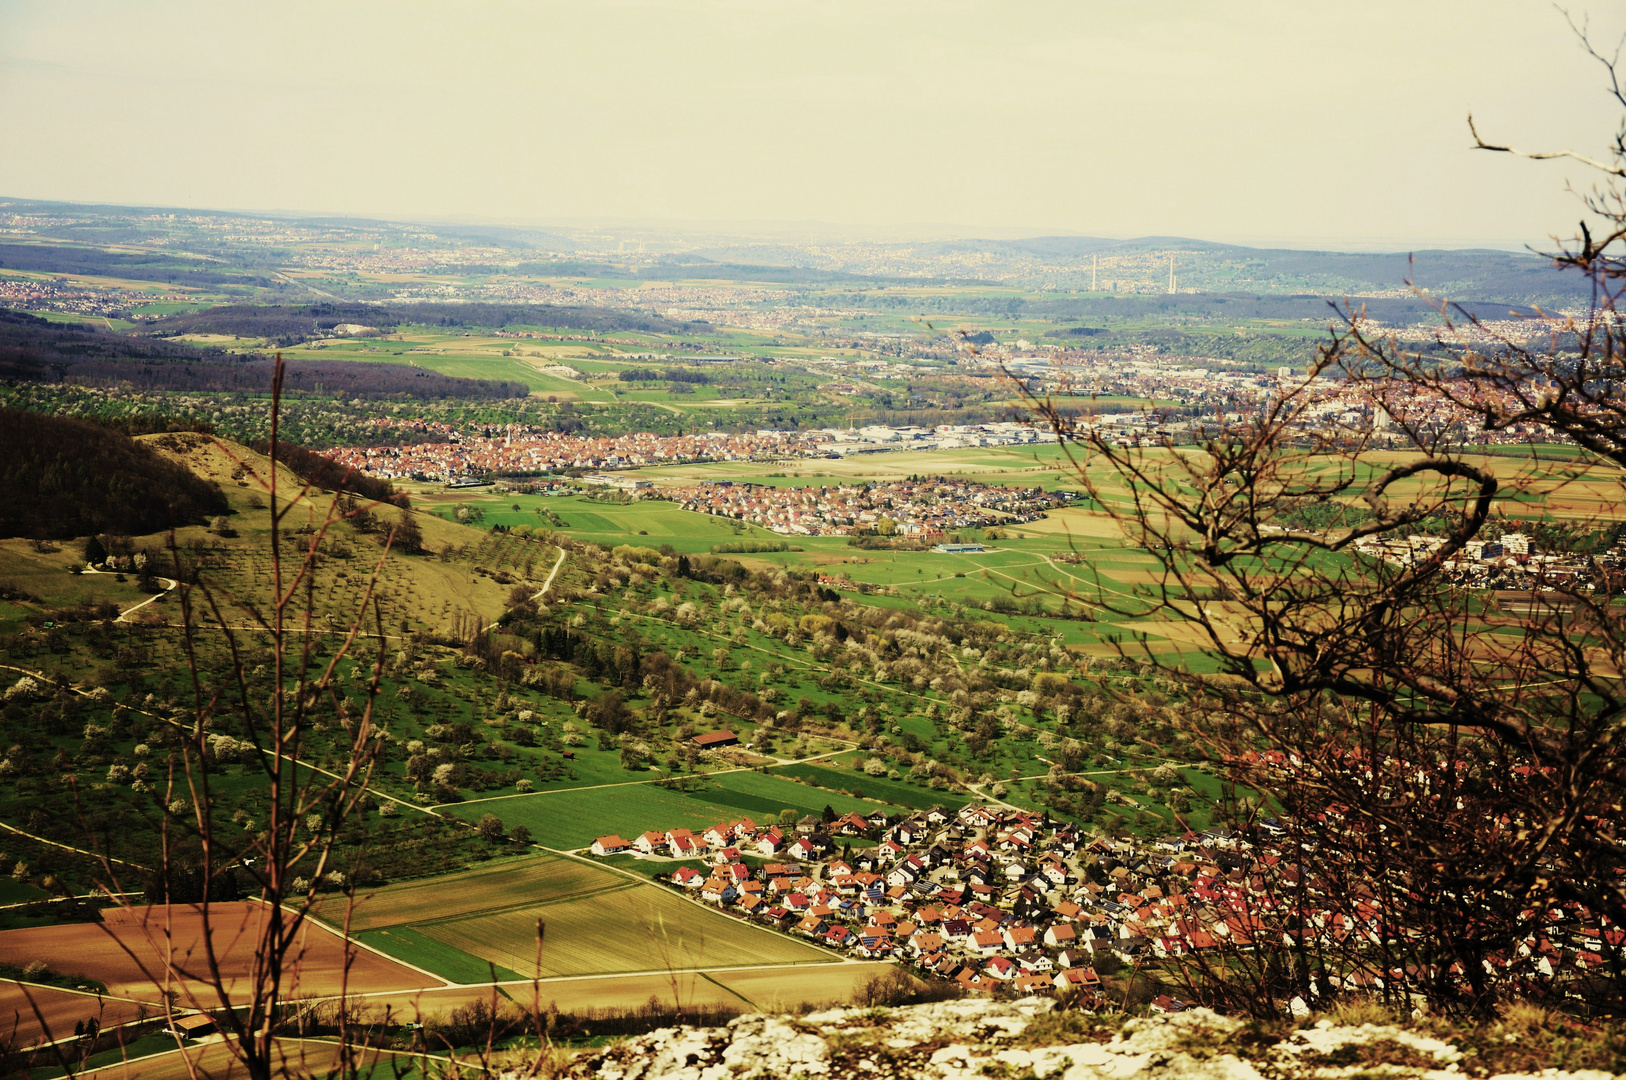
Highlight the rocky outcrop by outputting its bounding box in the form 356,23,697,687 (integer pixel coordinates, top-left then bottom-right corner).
560,997,1617,1080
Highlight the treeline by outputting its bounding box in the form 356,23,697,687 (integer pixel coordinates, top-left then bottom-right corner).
618,369,710,384
709,540,792,553
86,414,218,437
250,441,409,507
0,409,230,539
0,307,228,383
66,357,530,400
0,309,526,399
0,243,275,289
144,302,685,343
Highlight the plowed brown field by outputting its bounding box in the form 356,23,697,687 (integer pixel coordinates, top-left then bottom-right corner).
0,980,154,1048
0,903,436,1004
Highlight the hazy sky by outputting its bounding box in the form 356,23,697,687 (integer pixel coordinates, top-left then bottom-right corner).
0,1,1621,248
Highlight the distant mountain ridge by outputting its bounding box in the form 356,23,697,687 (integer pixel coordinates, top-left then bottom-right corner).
0,196,1589,305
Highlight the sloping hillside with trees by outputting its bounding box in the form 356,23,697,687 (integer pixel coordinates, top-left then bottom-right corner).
0,308,528,399
0,409,230,539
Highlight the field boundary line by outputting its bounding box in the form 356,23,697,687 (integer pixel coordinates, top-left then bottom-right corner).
0,819,149,871
0,976,165,1009
697,970,756,1008
258,898,454,990
393,881,638,932
300,957,877,1003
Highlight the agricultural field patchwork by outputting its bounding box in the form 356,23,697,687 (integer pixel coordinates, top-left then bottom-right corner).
417,882,827,978
324,852,830,983
0,903,430,1003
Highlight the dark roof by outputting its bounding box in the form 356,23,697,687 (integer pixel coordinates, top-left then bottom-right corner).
693,730,740,747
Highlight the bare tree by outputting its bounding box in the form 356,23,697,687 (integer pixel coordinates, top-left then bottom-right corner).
56,356,409,1079
1023,34,1626,1018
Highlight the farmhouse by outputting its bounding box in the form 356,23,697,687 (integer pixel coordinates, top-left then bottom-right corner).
634,830,666,854
692,730,740,749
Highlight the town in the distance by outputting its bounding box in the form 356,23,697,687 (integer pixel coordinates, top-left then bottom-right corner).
0,191,1621,1069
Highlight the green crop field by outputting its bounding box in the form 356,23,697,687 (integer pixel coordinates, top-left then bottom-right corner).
443,775,896,849
332,854,624,933
528,497,789,551
707,769,914,818
357,925,523,984
333,849,830,982
768,762,969,811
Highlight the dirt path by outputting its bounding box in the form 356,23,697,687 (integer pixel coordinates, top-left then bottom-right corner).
962,781,1023,813
0,819,149,871
301,954,875,1004
531,546,567,601
80,566,179,623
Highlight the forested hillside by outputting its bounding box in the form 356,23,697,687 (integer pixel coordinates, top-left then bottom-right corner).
0,409,230,539
0,308,528,399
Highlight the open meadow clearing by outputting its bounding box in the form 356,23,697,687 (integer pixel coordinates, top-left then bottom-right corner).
415,880,831,978
0,904,433,1003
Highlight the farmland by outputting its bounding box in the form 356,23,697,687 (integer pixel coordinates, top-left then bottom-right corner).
0,904,431,1003
0,981,153,1050
335,855,617,933
442,774,902,851
72,1038,419,1080
417,882,827,978
320,852,832,984
346,960,891,1019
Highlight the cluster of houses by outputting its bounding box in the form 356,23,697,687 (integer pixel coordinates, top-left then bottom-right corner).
1353,530,1626,595
328,419,1063,486
592,803,1185,1007
671,478,1069,538
592,795,1622,1009
327,424,822,482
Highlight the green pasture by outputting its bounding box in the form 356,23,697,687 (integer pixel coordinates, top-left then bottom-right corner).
441,772,897,849
768,762,967,811
357,924,523,983
468,495,804,554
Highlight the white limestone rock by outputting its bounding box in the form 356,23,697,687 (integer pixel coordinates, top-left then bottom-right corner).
557,997,1620,1080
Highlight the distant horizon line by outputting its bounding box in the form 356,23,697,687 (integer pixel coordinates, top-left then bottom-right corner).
0,193,1558,257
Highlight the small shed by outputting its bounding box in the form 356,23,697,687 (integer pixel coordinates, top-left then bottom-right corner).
170,1013,219,1040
